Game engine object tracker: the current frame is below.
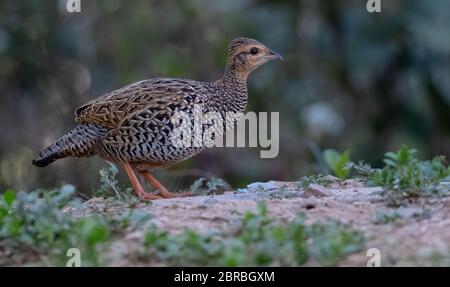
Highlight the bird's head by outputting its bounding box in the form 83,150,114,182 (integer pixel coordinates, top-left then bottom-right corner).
226,37,283,79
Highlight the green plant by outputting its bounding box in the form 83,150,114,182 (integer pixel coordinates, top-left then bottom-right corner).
352,146,450,206
190,177,227,195
98,162,122,199
96,162,139,205
347,161,376,178
298,174,331,189
323,149,351,179
375,146,448,189
0,185,76,251
67,217,111,266
0,186,115,266
142,202,364,266
308,220,364,266
372,210,400,225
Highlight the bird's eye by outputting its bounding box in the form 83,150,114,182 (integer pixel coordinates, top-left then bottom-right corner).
250,47,259,55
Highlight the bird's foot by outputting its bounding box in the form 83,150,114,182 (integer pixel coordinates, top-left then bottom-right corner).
157,190,192,199
139,171,192,199
123,163,163,201
136,190,164,201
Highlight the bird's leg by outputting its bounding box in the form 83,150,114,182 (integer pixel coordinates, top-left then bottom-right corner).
123,163,163,201
139,171,192,198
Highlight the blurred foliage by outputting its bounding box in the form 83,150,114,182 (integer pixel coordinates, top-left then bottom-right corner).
141,201,364,266
0,185,111,266
0,184,155,266
372,209,401,225
0,0,449,193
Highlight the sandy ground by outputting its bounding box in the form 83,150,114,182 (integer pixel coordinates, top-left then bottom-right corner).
68,179,450,266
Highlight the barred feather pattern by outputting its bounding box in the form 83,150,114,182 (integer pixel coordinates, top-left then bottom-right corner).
32,124,107,167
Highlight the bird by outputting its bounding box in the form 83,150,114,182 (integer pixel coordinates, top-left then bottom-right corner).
32,37,282,201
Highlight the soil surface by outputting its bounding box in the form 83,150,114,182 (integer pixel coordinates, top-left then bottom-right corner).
67,178,450,266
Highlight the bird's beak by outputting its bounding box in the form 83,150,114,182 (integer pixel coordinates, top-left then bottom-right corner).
266,50,283,61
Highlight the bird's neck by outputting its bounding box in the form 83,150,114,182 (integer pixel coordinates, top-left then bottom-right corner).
217,65,248,113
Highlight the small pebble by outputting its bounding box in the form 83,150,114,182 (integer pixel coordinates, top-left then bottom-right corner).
443,198,450,208
203,198,220,205
304,184,334,198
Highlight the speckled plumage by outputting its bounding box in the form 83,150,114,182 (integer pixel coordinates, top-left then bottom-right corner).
32,38,281,174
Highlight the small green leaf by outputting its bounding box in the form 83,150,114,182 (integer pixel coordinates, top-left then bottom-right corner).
190,178,206,193
3,189,16,207
323,149,351,179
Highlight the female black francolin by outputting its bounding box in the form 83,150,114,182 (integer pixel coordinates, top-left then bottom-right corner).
32,38,282,200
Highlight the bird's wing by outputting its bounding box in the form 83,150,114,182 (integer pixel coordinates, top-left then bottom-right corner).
75,78,208,130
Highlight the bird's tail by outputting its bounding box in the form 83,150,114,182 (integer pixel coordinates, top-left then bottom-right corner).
32,123,107,167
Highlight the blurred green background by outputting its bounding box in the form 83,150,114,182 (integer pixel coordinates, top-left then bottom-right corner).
0,0,449,194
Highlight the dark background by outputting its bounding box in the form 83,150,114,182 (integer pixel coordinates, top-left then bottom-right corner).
0,0,449,194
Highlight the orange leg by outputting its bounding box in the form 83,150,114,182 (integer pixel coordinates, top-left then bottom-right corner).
140,171,192,198
123,163,162,201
